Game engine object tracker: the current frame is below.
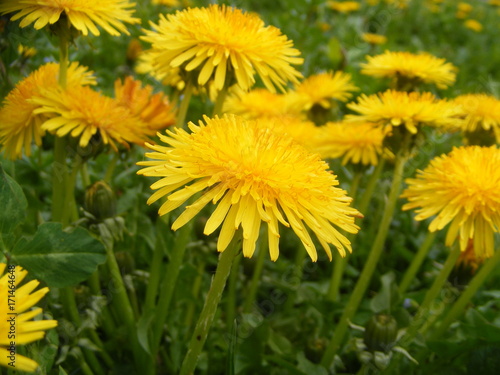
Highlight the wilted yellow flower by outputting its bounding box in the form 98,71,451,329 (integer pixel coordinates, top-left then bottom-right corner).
32,86,148,151
0,0,140,36
450,93,500,143
0,263,58,372
141,5,303,92
361,33,387,45
293,71,358,110
312,121,387,165
137,114,361,261
0,62,95,159
464,19,483,32
346,90,461,134
224,88,303,119
327,1,361,13
401,146,500,259
114,76,176,133
360,51,457,89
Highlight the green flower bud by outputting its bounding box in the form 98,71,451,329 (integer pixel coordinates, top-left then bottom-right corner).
85,181,117,220
363,314,398,352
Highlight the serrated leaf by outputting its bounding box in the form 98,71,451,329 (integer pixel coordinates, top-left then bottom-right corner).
11,222,106,287
0,164,28,234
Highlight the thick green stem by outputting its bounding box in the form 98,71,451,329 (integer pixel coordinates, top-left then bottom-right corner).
327,170,362,301
176,82,194,128
104,153,118,183
212,85,229,116
399,244,462,347
398,231,437,295
226,253,242,329
151,221,193,354
242,234,268,313
179,235,241,375
321,146,409,369
431,248,500,339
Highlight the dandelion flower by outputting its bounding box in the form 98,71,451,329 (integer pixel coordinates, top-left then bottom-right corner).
259,115,320,149
0,0,140,36
345,90,461,134
136,50,185,91
141,5,303,92
450,93,500,143
327,1,361,13
32,86,148,151
401,146,500,259
0,263,58,372
294,71,358,111
114,76,176,133
223,88,303,119
137,114,361,261
312,121,387,165
361,33,387,45
0,62,95,159
464,19,483,32
360,51,457,89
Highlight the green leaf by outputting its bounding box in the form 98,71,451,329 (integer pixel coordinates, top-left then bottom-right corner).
0,164,28,235
11,222,106,287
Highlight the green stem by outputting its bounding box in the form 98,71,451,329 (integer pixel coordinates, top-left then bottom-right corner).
431,248,500,339
81,162,91,187
398,231,437,295
62,157,82,225
399,244,462,347
60,286,82,326
226,253,242,329
176,81,194,128
104,153,119,183
212,84,229,116
151,221,193,354
184,260,206,330
179,235,241,375
327,170,362,302
321,144,409,369
357,158,386,216
242,233,268,313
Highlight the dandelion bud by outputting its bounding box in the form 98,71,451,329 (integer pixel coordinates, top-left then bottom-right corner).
85,181,117,220
363,314,398,352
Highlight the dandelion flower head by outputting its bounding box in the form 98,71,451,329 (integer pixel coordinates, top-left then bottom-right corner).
360,51,457,89
312,121,387,166
346,90,461,134
137,114,361,262
401,146,500,259
464,19,483,32
0,263,58,372
0,62,95,159
327,1,361,13
0,0,140,36
361,33,387,45
141,5,303,92
293,71,358,111
32,85,149,151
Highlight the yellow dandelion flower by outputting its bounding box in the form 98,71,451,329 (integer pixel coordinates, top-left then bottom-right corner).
457,2,473,13
137,114,361,261
258,115,320,149
464,19,483,32
489,0,500,5
114,76,176,134
224,88,303,119
293,71,358,111
327,1,361,13
136,50,185,91
360,51,457,89
0,62,95,160
450,93,500,143
361,33,387,45
17,44,37,58
0,263,58,372
345,90,461,134
0,0,139,36
31,86,148,151
312,121,387,166
401,146,500,259
152,0,181,6
141,5,303,92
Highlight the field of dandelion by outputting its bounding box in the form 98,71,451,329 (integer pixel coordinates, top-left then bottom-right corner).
1,0,500,374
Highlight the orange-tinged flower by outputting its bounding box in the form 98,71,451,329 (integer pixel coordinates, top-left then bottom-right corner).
0,0,140,36
0,62,95,159
137,114,361,261
141,5,303,92
402,146,500,259
114,76,176,133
